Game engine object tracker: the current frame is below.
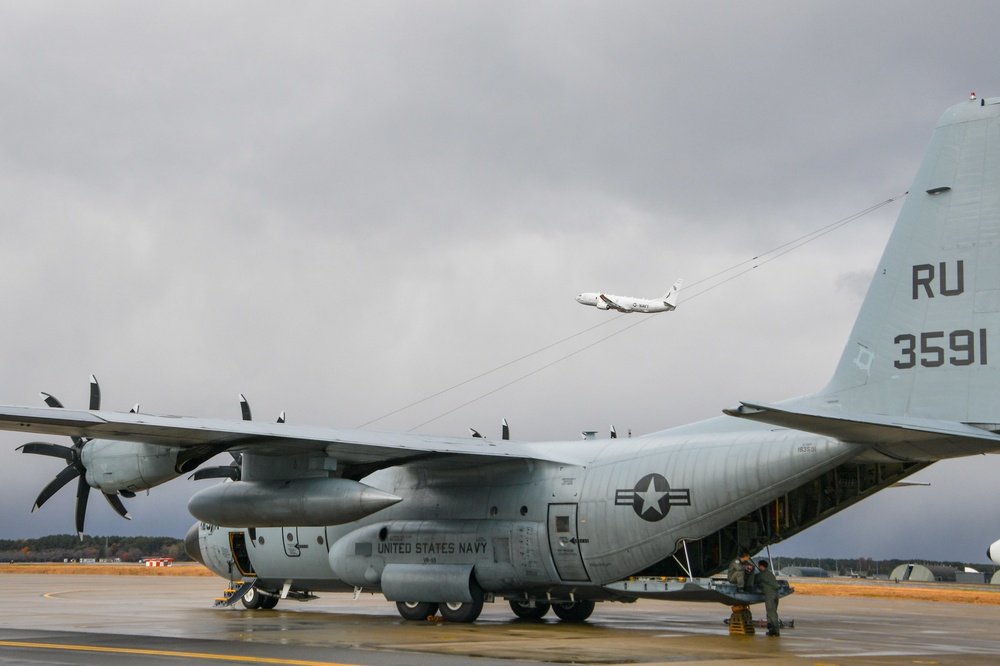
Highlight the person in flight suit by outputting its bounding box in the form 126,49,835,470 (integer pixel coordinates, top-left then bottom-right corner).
757,559,780,636
727,551,756,592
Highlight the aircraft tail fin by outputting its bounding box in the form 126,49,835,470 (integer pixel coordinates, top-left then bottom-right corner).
811,97,1000,427
663,279,683,310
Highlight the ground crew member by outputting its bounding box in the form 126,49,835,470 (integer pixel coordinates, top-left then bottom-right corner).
727,551,756,592
757,559,780,636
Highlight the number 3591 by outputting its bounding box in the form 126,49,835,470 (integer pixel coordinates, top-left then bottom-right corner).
894,329,987,369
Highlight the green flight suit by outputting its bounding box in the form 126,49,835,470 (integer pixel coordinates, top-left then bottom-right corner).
757,567,780,634
727,557,756,591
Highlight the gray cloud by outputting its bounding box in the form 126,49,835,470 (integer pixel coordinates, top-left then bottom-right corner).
2,1,1000,563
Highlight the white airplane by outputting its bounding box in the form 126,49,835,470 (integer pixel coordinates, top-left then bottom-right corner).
576,279,682,313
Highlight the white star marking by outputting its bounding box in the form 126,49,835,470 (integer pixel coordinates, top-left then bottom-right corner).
636,477,669,516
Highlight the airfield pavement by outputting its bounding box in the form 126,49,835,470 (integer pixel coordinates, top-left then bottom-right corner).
1,567,1000,665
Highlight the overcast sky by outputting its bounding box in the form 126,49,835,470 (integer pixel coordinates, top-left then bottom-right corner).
2,1,1000,565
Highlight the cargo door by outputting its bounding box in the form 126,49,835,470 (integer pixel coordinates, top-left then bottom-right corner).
229,531,257,576
547,503,590,582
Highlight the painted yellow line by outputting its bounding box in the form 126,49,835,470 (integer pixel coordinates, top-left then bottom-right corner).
0,640,358,665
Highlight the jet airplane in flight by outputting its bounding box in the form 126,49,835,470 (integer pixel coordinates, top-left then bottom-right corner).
576,279,682,313
3,97,1000,624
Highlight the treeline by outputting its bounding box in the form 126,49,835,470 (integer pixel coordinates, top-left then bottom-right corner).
773,556,997,575
0,535,190,563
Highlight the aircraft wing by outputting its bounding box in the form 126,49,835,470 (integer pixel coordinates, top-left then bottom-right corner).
0,404,585,478
599,294,625,312
724,400,1000,461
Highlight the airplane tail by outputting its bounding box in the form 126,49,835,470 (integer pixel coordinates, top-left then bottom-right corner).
814,97,1000,425
663,279,683,310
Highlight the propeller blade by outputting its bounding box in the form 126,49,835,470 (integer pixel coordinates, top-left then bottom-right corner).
41,389,84,446
102,492,131,520
240,394,252,421
75,475,91,539
41,392,65,409
18,442,75,461
89,375,101,410
32,465,80,512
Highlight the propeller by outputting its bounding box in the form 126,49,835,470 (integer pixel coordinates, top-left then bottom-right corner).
189,395,285,481
468,419,510,440
18,375,131,539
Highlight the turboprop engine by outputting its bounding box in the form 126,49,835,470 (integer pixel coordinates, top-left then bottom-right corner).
16,375,186,537
81,439,183,493
187,477,403,527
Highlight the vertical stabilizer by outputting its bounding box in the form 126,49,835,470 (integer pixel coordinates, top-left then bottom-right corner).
664,279,683,309
816,97,1000,424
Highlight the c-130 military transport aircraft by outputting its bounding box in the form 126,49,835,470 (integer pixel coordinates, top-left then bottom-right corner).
4,96,1000,623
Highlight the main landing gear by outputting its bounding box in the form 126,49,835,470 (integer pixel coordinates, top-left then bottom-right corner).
509,599,550,620
507,599,595,622
550,599,595,622
395,596,596,623
396,586,486,623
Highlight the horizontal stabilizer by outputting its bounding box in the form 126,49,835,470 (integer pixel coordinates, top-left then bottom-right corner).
724,401,1000,461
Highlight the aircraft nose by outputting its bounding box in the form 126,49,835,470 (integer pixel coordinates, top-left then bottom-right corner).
184,522,205,565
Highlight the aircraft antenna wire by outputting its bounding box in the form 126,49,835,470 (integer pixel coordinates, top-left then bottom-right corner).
405,315,649,432
362,193,906,432
681,192,907,300
354,315,626,428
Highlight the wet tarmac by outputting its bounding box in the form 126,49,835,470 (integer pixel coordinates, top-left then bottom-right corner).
2,574,1000,665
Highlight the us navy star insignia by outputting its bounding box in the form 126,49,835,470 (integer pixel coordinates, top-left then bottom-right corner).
615,473,691,522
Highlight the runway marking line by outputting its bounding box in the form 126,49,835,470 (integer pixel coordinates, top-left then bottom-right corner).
0,640,358,666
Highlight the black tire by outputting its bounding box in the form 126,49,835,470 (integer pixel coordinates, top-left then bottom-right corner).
241,586,264,609
509,599,550,620
551,599,595,622
395,601,439,621
259,593,279,610
438,584,484,623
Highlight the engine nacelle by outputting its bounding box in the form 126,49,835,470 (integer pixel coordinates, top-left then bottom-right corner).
187,478,403,527
81,439,183,494
989,538,1000,566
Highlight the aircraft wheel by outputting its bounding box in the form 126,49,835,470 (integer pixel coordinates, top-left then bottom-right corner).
438,585,484,623
260,593,279,610
395,601,439,621
509,599,550,620
551,599,595,622
241,587,265,610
